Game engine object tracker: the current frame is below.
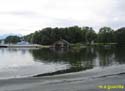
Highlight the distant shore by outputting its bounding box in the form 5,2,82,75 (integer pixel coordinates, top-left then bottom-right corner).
0,44,43,48
0,42,118,49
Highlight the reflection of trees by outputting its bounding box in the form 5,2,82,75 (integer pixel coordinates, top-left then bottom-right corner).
30,48,96,72
30,47,125,76
34,66,92,77
0,48,19,54
114,47,125,64
96,46,117,67
0,48,31,55
96,46,125,67
7,48,28,55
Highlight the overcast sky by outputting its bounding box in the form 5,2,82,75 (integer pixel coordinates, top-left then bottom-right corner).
0,0,125,35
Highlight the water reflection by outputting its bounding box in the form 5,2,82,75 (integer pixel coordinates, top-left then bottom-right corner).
0,48,35,69
30,46,125,76
96,47,116,67
0,46,125,77
96,46,125,67
30,48,93,75
114,47,125,64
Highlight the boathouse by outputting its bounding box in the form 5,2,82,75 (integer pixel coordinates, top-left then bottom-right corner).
51,39,70,48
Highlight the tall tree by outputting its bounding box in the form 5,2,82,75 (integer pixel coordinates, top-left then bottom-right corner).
115,27,125,45
85,27,97,44
98,27,115,44
24,26,97,45
5,36,21,44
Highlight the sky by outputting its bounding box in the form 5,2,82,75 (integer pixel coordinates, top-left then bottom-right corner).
0,0,125,35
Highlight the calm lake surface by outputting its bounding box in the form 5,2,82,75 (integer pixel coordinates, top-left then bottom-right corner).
0,46,125,79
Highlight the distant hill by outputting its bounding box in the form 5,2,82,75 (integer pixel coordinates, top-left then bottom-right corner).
0,33,22,39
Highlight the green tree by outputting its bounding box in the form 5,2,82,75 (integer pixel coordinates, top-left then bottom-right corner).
85,27,97,44
24,26,97,45
115,27,125,45
5,36,21,44
24,33,33,43
98,27,115,44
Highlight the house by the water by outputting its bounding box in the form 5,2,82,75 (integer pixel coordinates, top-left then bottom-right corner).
51,39,70,48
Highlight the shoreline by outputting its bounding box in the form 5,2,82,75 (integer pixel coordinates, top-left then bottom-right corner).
0,64,125,81
0,65,125,91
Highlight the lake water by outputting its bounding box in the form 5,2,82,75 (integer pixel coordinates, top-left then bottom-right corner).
0,46,125,79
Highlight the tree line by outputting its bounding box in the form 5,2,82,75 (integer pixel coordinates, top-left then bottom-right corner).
2,26,125,45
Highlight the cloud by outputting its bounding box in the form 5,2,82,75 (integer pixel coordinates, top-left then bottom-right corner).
0,0,125,34
0,11,36,16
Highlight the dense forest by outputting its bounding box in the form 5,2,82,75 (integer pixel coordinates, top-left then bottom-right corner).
2,26,125,45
